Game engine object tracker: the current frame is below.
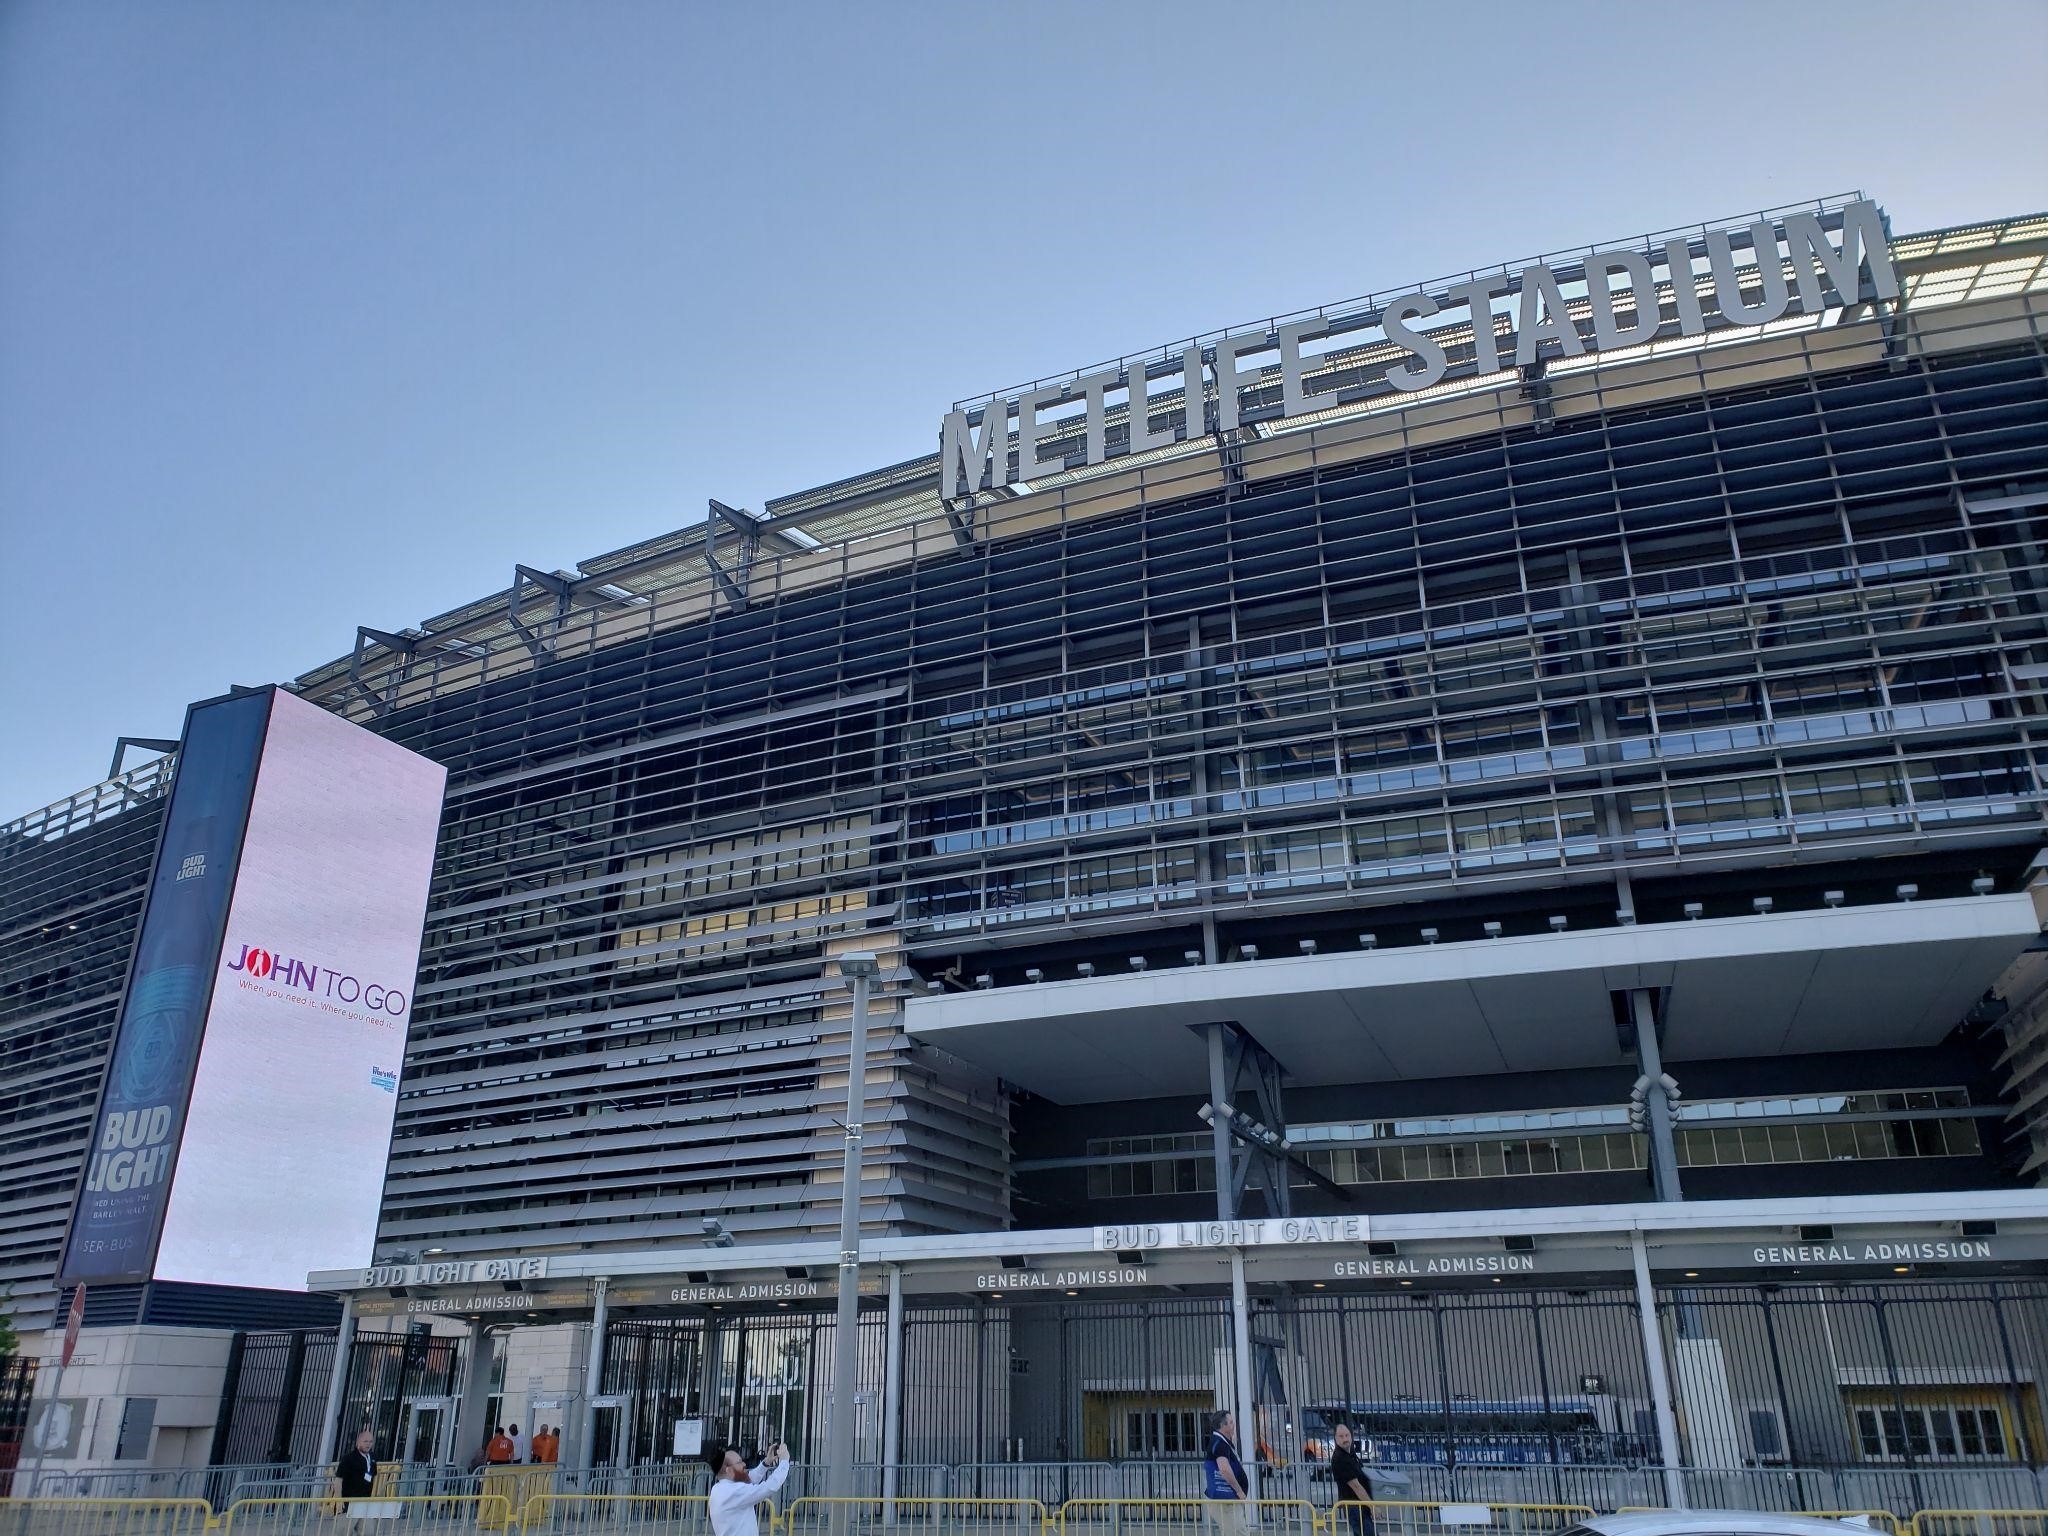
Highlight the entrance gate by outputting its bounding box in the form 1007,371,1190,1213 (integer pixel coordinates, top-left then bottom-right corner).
402,1396,456,1465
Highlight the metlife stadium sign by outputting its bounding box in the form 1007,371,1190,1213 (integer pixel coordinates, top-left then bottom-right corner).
941,198,1899,500
61,688,445,1292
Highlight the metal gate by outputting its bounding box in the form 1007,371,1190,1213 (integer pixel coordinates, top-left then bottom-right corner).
210,1329,340,1466
1654,1277,2048,1506
605,1306,891,1468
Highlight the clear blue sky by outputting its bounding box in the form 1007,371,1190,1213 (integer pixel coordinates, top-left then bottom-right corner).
3,0,2045,819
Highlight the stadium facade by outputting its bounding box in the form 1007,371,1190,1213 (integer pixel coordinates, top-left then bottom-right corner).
10,195,2048,1498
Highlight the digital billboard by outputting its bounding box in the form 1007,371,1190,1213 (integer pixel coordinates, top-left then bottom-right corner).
61,686,447,1291
59,690,272,1283
152,690,446,1290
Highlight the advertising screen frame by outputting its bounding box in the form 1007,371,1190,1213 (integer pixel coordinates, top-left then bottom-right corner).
57,685,447,1291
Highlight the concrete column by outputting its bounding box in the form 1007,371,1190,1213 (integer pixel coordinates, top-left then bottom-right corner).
1229,1250,1259,1506
453,1318,494,1471
574,1279,609,1476
881,1265,905,1505
1630,1234,1687,1509
1631,988,1683,1202
315,1296,358,1465
1206,1025,1235,1220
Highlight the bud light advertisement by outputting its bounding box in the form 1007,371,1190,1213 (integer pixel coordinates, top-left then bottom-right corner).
60,689,270,1283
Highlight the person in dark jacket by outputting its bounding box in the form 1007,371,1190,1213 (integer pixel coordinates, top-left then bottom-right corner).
1329,1422,1373,1536
1201,1409,1248,1534
336,1428,378,1498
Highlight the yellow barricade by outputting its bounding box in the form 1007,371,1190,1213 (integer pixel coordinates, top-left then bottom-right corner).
477,1473,563,1530
222,1494,515,1536
1333,1502,1596,1536
0,1499,215,1536
1914,1514,2048,1536
519,1494,719,1536
1055,1497,1319,1533
1622,1512,1897,1533
784,1497,1043,1532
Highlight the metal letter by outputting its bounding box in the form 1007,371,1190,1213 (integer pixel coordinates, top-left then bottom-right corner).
1074,368,1119,466
1276,318,1328,419
1015,386,1066,482
1126,362,1170,453
1662,238,1707,336
1707,220,1790,327
1382,292,1448,391
1214,331,1272,432
1180,345,1206,439
1444,275,1512,377
940,406,1008,498
1515,263,1587,368
1782,199,1900,313
1585,249,1663,351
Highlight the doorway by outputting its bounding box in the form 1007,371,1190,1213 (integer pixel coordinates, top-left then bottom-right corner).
403,1397,456,1465
591,1398,633,1469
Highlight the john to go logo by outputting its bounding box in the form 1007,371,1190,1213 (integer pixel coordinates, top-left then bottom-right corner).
227,942,407,1016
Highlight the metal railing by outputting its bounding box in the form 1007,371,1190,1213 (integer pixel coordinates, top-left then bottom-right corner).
220,1495,517,1535
518,1493,719,1536
1055,1497,1322,1533
0,1500,214,1536
1912,1514,2048,1536
784,1496,1043,1532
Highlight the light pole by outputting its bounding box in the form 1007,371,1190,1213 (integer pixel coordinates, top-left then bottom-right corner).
825,951,879,1511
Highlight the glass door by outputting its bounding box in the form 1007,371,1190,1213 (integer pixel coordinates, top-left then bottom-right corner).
591,1399,633,1468
404,1397,456,1465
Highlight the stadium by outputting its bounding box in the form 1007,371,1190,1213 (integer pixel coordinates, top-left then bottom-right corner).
8,193,2048,1508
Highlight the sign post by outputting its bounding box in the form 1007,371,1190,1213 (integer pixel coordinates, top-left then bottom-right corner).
20,1285,87,1496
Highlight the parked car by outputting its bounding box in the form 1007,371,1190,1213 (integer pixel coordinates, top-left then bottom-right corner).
1564,1514,1881,1536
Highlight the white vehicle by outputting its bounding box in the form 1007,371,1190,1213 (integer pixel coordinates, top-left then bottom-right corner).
1563,1514,1881,1536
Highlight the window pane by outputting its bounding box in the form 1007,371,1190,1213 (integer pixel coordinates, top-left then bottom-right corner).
1932,1411,1959,1458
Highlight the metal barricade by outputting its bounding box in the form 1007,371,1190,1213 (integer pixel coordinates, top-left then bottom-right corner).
9,1473,206,1502
518,1494,716,1536
221,1494,517,1536
1055,1498,1319,1533
1447,1466,1654,1511
1913,1514,2048,1536
954,1465,1123,1506
783,1497,1044,1532
1667,1469,1844,1515
1337,1501,1595,1536
0,1500,215,1536
1858,1476,2048,1518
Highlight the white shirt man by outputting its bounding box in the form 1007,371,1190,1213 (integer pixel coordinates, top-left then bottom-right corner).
708,1443,791,1536
508,1423,529,1463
